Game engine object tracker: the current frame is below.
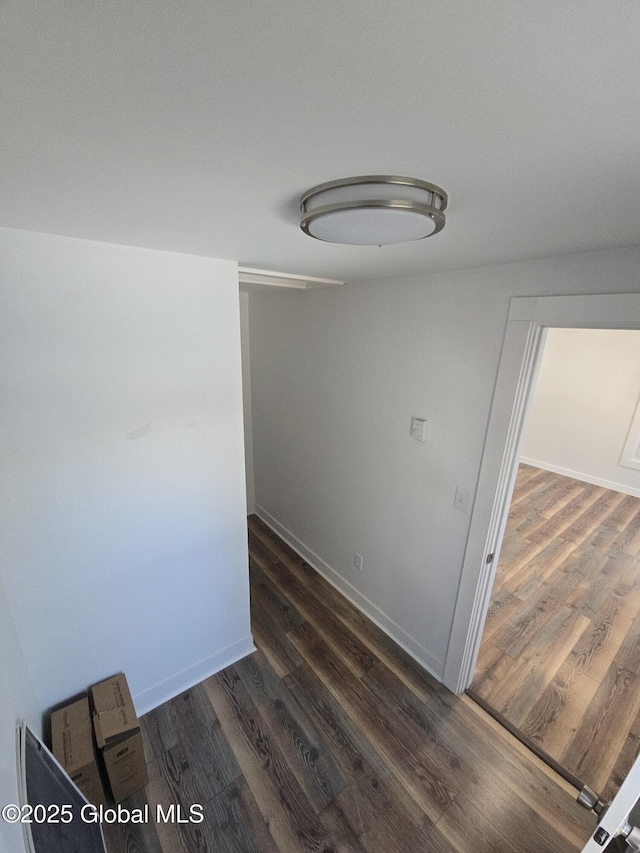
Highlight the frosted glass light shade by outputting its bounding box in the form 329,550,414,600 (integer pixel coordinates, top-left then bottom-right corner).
300,176,447,245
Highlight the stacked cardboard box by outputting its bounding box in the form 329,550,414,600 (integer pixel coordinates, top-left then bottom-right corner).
51,695,107,807
90,673,148,803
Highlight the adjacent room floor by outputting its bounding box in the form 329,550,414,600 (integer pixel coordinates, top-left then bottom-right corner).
104,514,594,853
470,464,640,801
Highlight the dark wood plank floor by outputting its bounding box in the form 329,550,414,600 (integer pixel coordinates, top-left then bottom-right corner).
471,464,640,801
104,514,595,852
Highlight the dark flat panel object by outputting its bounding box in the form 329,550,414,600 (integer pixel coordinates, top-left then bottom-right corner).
21,724,107,853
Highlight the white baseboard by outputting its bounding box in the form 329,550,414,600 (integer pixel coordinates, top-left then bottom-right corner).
254,504,443,681
133,634,256,715
520,457,640,498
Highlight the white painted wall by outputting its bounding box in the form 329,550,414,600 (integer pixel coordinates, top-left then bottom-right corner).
0,577,41,853
520,328,640,496
248,245,640,680
0,228,253,721
240,292,256,514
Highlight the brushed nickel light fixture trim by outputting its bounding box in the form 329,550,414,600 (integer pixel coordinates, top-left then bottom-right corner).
300,175,447,245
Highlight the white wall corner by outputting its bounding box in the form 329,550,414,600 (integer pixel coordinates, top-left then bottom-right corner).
240,292,256,515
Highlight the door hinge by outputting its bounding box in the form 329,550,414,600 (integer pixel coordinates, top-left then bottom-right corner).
486,553,495,564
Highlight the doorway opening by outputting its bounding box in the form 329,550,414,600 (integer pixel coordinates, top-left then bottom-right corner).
443,293,640,804
468,327,640,800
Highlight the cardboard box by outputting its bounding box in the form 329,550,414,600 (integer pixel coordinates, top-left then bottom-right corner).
51,695,107,807
90,673,148,803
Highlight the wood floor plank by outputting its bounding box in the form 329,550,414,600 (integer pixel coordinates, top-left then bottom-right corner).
585,521,623,553
494,538,548,587
291,566,439,696
234,650,347,813
248,515,305,567
251,518,419,696
528,484,605,544
204,665,338,852
601,704,640,802
469,640,506,695
332,785,412,853
614,608,640,674
362,662,584,844
565,551,629,620
343,617,442,705
605,494,640,532
480,588,522,642
614,510,640,556
248,529,279,567
140,702,181,762
626,527,640,557
558,532,611,580
618,553,640,589
515,462,542,482
314,799,370,853
540,558,585,604
145,742,226,853
518,662,601,759
250,560,306,632
569,584,640,683
563,490,628,544
436,691,594,849
360,664,477,796
510,511,546,541
102,790,165,853
252,527,441,703
438,788,577,853
509,468,555,505
491,592,557,658
250,596,304,678
493,608,591,726
260,558,379,679
209,777,280,853
284,662,448,853
504,536,576,600
165,684,242,800
539,484,587,520
562,663,640,791
473,465,640,798
288,620,458,822
436,794,512,853
508,479,565,526
283,663,392,784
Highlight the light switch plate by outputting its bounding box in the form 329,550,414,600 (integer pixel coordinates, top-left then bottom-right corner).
410,416,427,442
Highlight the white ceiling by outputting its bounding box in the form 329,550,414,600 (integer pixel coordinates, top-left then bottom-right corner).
2,1,640,282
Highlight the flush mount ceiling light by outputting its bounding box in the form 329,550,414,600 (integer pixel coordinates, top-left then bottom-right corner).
299,175,447,245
